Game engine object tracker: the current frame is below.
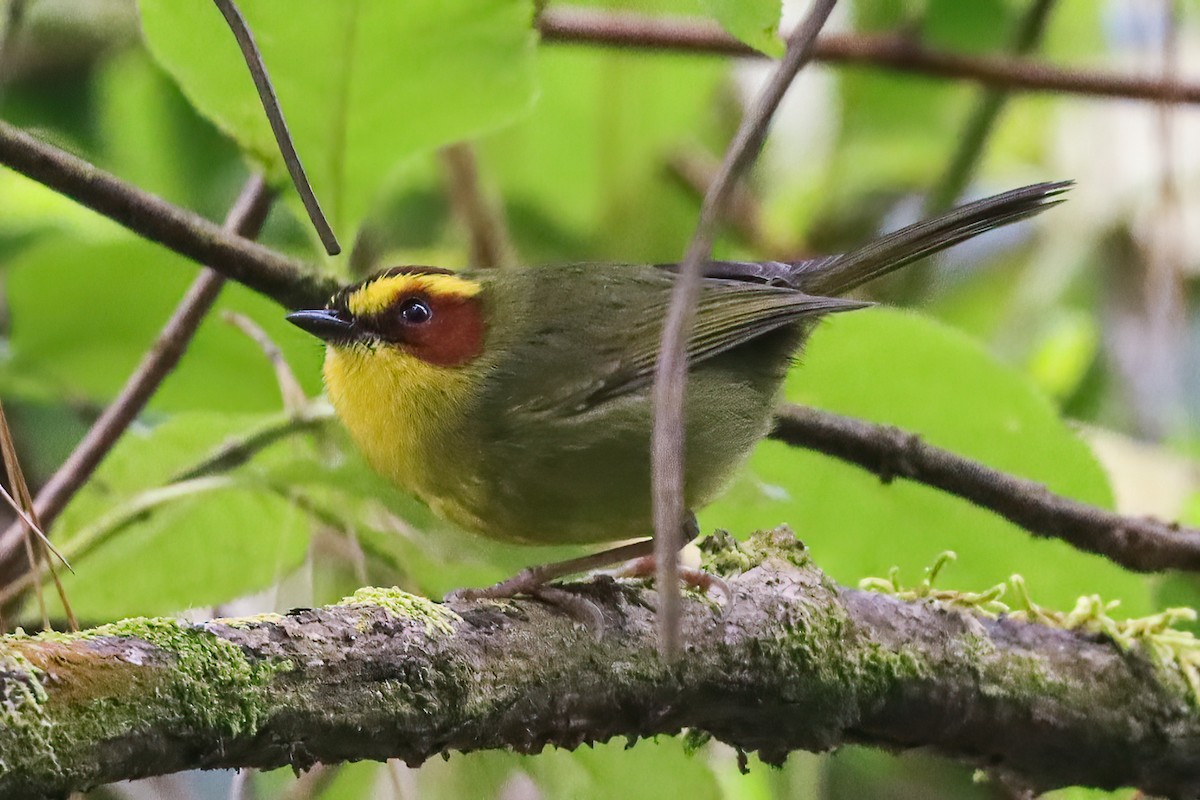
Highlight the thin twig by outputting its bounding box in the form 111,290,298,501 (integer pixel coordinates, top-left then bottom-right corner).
0,175,274,600
0,483,67,571
169,406,330,484
0,400,51,630
0,120,336,310
768,403,1200,572
664,148,793,257
894,0,1058,300
220,310,308,413
925,0,1058,216
439,142,516,269
213,0,340,256
0,402,76,630
651,0,838,657
538,7,1200,106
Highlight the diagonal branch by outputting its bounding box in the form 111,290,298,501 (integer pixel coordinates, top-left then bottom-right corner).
0,175,274,602
769,403,1200,572
439,142,516,269
538,7,1200,106
651,0,838,656
0,119,336,310
213,0,340,255
0,531,1196,798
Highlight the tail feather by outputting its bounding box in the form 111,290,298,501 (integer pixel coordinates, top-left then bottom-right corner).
790,180,1071,296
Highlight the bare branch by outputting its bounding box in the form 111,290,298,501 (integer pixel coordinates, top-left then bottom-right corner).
664,148,793,257
769,403,1200,572
0,120,337,310
220,310,308,413
651,0,838,657
925,0,1058,216
0,175,274,598
213,0,340,256
538,7,1200,106
439,142,516,269
1,531,1196,798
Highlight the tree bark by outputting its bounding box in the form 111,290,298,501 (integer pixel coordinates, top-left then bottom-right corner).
0,530,1196,799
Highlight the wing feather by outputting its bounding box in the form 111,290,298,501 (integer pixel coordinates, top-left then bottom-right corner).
584,281,866,407
487,266,866,417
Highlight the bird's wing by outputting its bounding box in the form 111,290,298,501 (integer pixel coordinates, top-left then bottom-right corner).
493,267,865,416
552,280,864,412
591,281,865,404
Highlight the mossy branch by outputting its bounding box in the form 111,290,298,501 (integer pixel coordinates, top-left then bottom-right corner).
0,530,1197,798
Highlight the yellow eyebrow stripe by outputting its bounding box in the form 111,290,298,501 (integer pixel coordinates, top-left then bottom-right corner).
347,273,483,317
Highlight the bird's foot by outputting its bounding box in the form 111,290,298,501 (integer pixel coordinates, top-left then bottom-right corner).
445,568,607,630
444,564,555,602
443,540,658,629
607,554,733,608
444,538,655,602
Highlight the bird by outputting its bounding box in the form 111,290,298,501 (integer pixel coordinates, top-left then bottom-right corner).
286,181,1069,597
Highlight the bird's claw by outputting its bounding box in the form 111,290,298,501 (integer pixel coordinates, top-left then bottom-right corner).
444,572,607,633
608,555,734,611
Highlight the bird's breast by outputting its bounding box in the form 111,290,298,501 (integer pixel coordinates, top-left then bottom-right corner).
323,343,480,500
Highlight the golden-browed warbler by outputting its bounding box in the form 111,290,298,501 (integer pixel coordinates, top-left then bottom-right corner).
287,182,1069,594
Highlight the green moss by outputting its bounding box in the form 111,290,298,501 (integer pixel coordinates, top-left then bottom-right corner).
0,646,47,706
338,587,460,635
858,552,1008,617
0,616,293,789
82,617,290,737
681,729,712,754
700,527,809,576
0,643,53,768
214,612,285,628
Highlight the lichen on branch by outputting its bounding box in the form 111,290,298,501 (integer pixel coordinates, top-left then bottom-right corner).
0,529,1197,798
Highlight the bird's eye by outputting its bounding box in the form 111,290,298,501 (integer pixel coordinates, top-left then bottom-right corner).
398,297,432,325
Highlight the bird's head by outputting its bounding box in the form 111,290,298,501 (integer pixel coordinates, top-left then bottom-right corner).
286,267,489,483
287,266,486,368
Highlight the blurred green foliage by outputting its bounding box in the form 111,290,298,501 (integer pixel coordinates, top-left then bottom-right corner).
0,0,1178,797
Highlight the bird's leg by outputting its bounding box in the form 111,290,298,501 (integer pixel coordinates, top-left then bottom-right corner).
445,539,654,602
444,513,730,608
607,512,733,607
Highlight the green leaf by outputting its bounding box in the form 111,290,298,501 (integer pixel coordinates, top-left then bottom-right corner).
47,411,315,619
825,747,997,800
136,0,538,245
702,308,1153,615
0,170,123,247
54,483,311,619
481,41,725,263
1025,310,1100,402
697,0,783,56
93,47,243,217
3,234,324,412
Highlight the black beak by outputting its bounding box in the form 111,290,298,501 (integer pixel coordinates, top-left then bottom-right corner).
286,309,358,343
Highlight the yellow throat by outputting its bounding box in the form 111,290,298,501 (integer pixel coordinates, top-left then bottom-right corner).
321,271,485,498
